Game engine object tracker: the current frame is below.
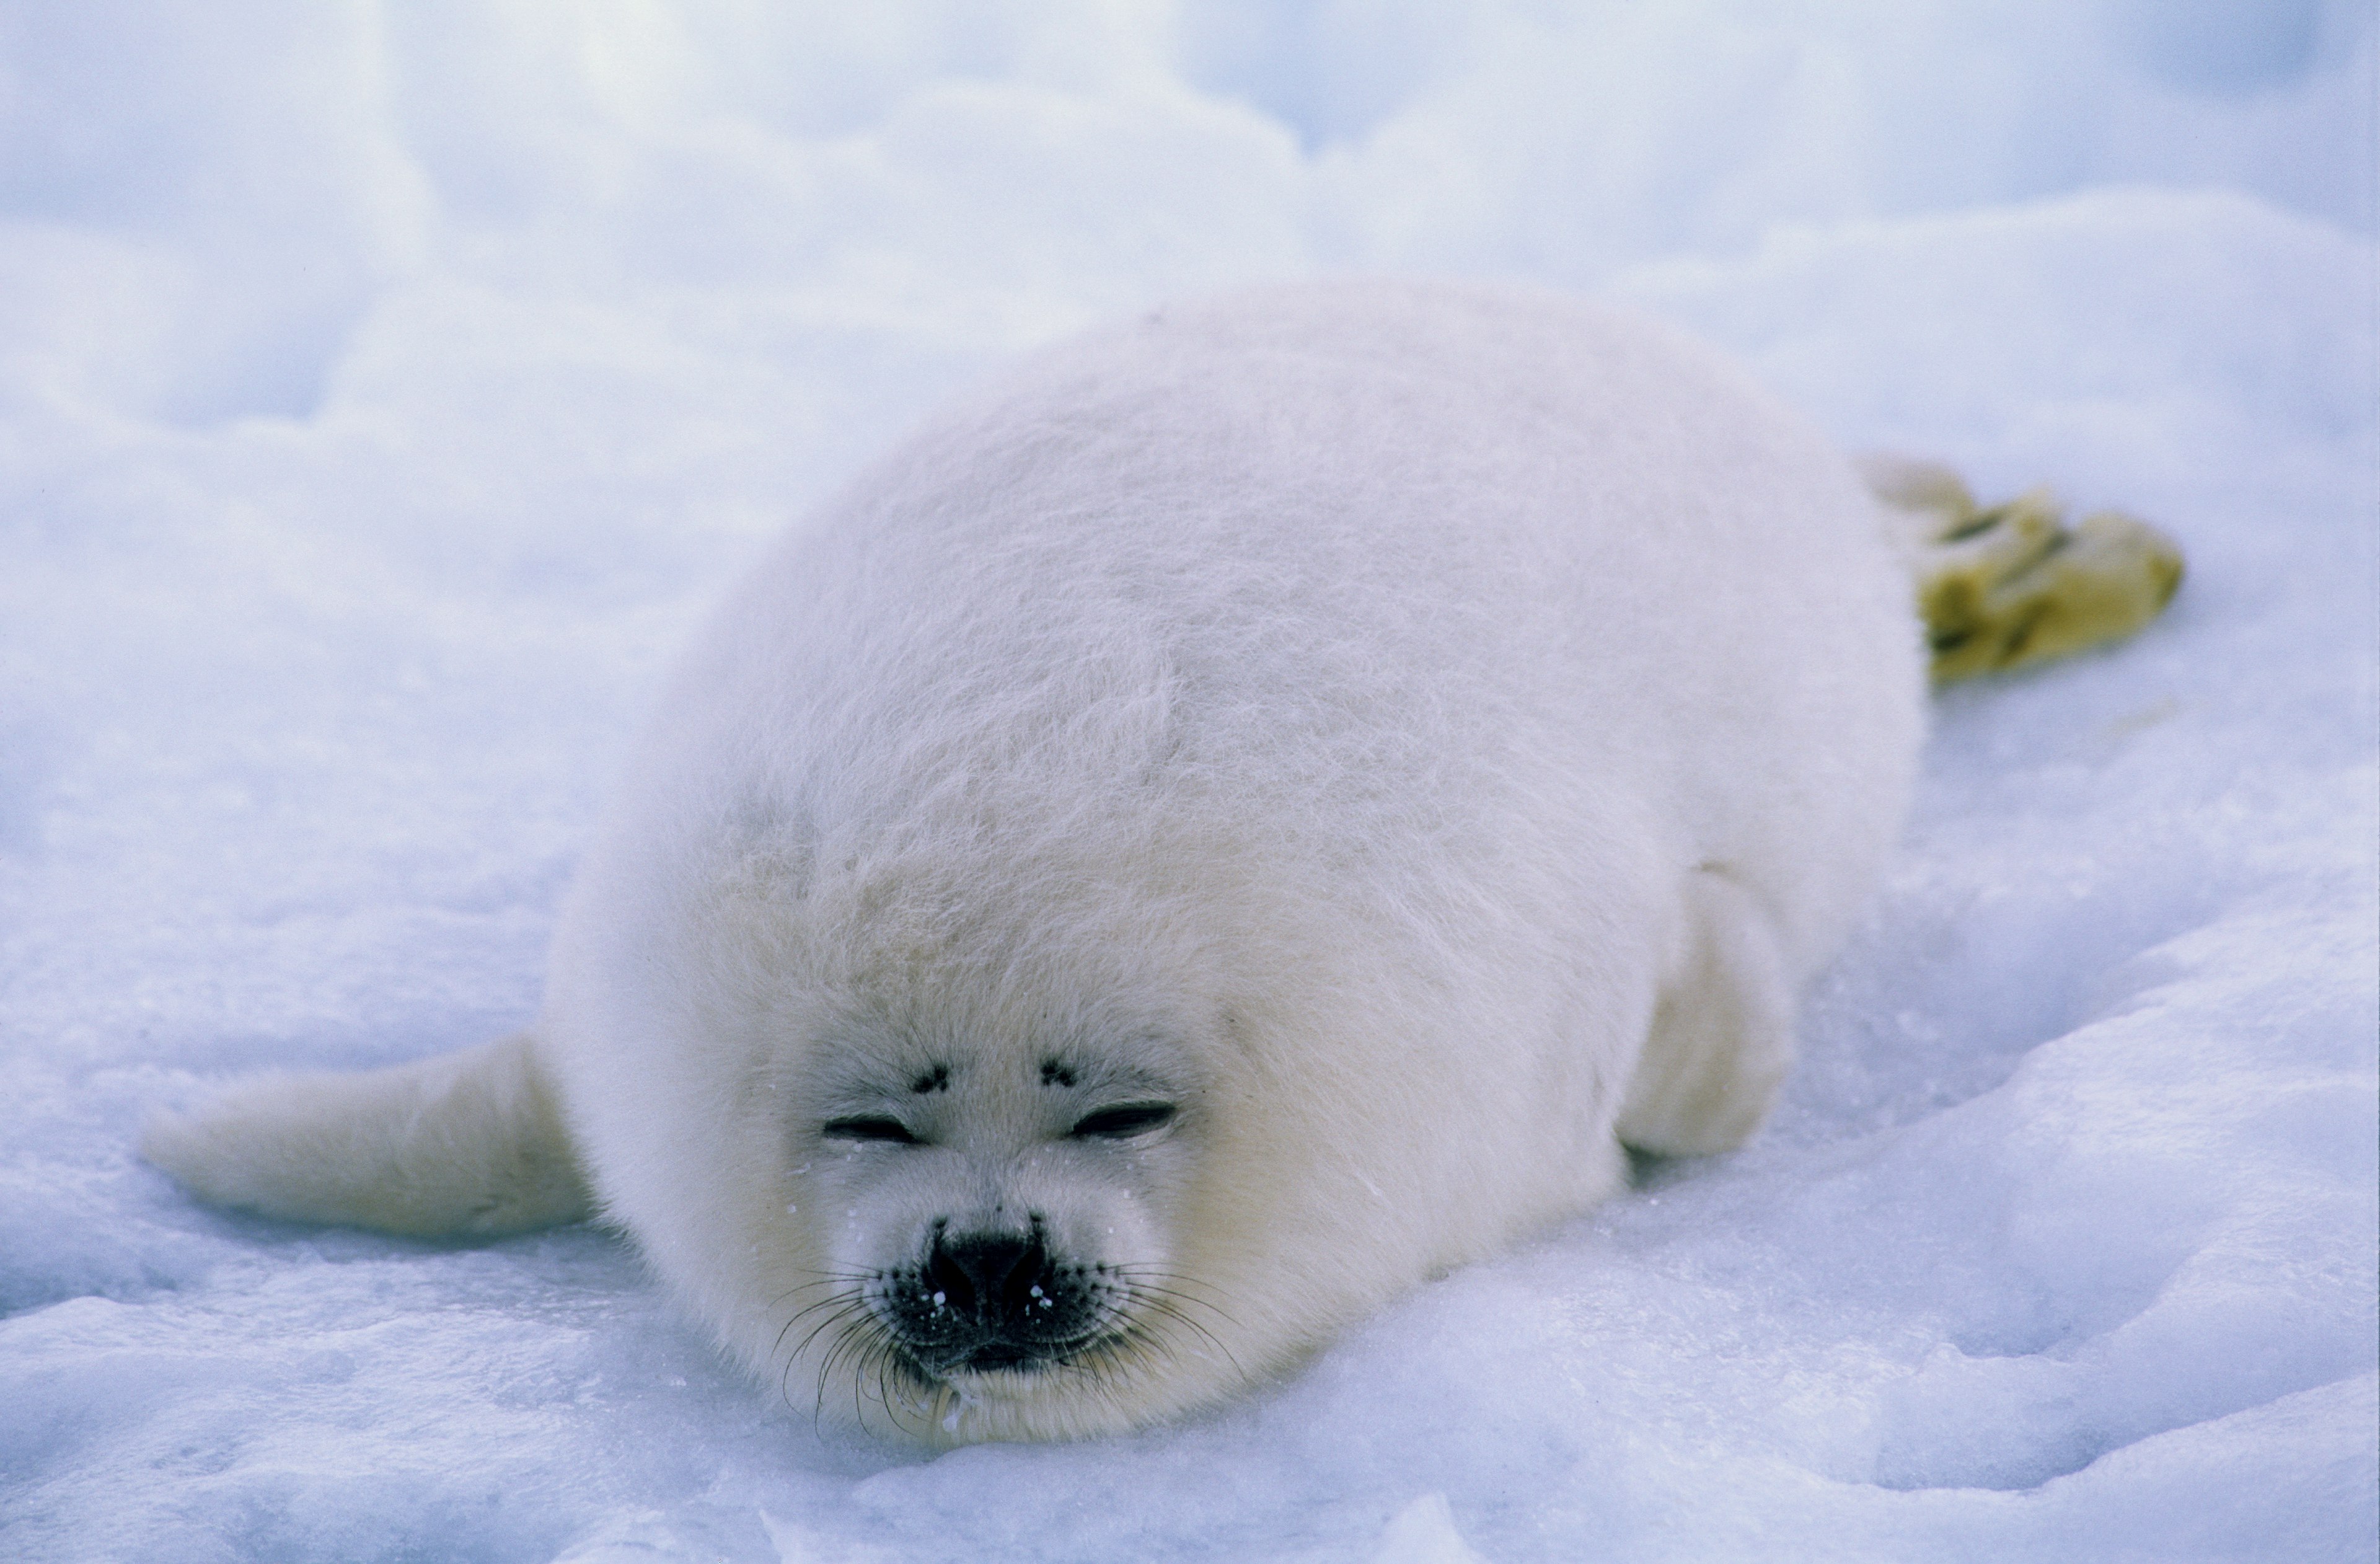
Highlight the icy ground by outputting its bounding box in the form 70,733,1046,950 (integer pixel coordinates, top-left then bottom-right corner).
1,4,2373,1561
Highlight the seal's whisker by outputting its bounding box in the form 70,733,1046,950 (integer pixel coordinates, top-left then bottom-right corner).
764,1271,872,1310
1133,1294,1231,1358
772,1283,873,1358
1117,1276,1239,1325
818,1320,876,1431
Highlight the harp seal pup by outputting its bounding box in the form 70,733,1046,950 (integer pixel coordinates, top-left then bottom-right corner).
144,280,1928,1441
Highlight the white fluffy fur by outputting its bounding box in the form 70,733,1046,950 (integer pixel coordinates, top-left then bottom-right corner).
146,281,1925,1441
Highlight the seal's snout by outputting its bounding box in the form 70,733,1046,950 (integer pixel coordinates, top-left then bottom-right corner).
927,1229,1043,1324
879,1220,1116,1376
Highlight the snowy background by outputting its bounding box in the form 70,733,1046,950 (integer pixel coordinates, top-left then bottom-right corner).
1,2,2374,1560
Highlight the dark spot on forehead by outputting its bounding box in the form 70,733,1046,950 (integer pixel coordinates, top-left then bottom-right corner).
1039,1059,1077,1089
910,1064,950,1095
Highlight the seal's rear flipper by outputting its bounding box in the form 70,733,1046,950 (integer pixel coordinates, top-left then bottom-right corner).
141,1032,592,1238
1860,455,2185,683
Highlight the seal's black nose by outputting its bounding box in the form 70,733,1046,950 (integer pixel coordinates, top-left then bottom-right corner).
925,1230,1044,1325
882,1223,1109,1373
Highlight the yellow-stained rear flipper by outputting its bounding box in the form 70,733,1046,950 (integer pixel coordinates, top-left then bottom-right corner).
1862,456,2186,683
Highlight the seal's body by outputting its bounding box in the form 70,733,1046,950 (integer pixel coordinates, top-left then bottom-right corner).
148,282,1928,1441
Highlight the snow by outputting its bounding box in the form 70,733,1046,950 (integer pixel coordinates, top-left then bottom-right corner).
1,2,2373,1560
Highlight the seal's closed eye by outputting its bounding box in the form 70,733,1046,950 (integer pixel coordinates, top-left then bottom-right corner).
1069,1103,1175,1140
825,1115,922,1144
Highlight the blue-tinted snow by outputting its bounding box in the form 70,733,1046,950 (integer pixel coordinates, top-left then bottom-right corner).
0,4,2372,1561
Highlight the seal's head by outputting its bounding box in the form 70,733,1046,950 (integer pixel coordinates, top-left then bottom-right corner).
591,831,1305,1445
800,1016,1205,1406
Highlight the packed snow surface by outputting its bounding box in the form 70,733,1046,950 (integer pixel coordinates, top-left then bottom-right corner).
1,4,2373,1561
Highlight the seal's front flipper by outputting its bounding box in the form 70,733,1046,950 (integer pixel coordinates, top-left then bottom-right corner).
1617,869,1794,1158
1861,456,2185,683
141,1032,592,1238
